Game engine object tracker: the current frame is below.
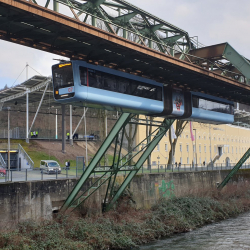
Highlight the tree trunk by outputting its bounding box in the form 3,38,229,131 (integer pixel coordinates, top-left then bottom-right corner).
167,120,188,166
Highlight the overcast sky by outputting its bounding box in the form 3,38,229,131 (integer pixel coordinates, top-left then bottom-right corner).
0,0,249,89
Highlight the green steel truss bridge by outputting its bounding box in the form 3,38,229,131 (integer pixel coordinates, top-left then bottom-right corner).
1,0,250,213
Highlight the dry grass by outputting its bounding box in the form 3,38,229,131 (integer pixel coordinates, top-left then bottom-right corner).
1,183,250,249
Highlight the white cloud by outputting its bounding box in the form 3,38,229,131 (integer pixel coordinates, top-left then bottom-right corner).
0,40,68,88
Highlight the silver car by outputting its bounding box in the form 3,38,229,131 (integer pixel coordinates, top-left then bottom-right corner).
40,160,61,174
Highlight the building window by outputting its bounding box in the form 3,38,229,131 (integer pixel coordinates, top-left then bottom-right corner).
214,137,216,140
186,135,188,139
199,157,201,164
193,145,195,152
228,147,230,153
214,146,217,153
199,145,201,153
204,136,206,140
180,144,182,152
152,161,156,165
204,145,206,153
187,145,189,152
180,157,182,164
187,157,189,164
165,144,168,151
209,146,211,153
199,136,201,139
156,144,160,151
232,147,233,154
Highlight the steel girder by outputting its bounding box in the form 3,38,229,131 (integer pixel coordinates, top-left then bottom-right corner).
60,113,174,213
218,148,250,190
29,0,191,58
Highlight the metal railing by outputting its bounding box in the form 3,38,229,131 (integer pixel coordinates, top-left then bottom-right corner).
0,163,249,183
0,153,6,168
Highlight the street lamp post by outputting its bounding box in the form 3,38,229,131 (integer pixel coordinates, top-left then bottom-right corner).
194,129,198,168
7,107,10,181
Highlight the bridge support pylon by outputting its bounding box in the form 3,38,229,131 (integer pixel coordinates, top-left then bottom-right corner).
218,148,250,190
60,113,174,214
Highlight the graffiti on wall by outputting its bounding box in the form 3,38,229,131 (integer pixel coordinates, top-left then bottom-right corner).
159,180,175,198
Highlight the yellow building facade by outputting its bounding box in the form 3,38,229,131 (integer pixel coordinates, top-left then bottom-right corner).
137,118,250,167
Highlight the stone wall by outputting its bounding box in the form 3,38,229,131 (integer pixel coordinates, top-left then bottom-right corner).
0,169,250,228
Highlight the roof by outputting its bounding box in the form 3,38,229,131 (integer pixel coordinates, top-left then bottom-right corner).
0,76,60,110
41,160,59,163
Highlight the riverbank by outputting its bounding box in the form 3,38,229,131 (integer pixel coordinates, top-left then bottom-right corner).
1,183,250,250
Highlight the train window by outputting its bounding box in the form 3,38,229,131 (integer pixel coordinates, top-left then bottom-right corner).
117,77,130,94
192,96,233,115
79,67,87,86
88,69,103,88
192,97,199,108
103,72,116,91
85,67,162,101
52,64,74,89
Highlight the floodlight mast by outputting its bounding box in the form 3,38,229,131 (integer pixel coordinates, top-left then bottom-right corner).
3,107,11,181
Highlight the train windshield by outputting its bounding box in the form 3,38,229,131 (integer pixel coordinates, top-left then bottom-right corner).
52,63,74,89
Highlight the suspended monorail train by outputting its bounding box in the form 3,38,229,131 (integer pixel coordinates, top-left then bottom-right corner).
52,61,234,124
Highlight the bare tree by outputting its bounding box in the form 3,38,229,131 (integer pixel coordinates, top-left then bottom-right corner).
167,120,188,165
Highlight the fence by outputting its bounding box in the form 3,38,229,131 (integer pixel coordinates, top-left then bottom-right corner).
1,163,250,183
0,127,26,139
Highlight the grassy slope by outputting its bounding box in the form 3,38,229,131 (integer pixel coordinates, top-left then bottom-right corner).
0,139,60,168
0,139,116,169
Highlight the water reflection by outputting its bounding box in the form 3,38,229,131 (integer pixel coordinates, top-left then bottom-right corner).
140,212,250,250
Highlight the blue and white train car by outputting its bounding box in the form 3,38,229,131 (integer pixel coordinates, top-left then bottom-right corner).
52,60,234,124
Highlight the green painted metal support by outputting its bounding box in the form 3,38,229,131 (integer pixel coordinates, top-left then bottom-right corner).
35,0,190,59
53,0,59,12
105,118,174,211
217,148,250,190
60,113,132,213
223,43,250,83
60,112,174,214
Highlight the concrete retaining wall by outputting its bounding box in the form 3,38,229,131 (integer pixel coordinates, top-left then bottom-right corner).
0,169,250,228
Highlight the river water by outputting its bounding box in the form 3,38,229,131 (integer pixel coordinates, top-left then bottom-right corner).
140,212,250,250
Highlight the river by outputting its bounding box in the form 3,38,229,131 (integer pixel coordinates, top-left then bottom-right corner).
140,212,250,250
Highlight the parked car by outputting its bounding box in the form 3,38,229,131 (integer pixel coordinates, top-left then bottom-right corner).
40,160,61,174
0,166,6,177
